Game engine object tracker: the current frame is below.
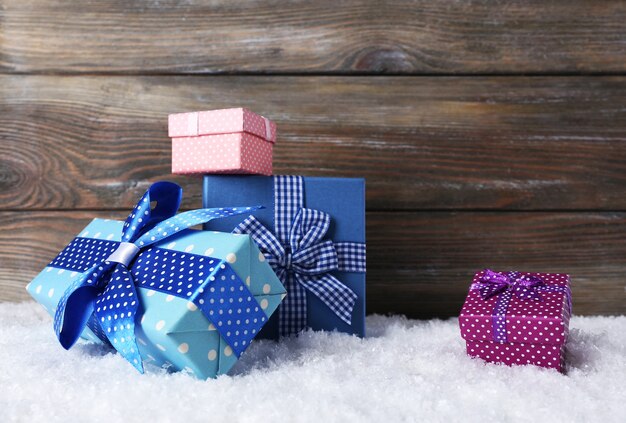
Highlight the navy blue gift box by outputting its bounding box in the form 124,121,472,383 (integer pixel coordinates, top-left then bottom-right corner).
203,175,366,338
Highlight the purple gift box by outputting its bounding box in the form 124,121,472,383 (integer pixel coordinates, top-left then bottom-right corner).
459,269,572,372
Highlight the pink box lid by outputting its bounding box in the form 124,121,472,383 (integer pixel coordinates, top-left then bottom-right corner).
459,270,571,346
168,107,276,142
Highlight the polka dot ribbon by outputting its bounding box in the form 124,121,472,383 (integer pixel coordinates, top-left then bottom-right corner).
52,181,264,373
471,269,573,343
233,176,366,337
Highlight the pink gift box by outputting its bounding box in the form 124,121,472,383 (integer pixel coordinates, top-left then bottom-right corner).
459,270,572,372
169,108,276,176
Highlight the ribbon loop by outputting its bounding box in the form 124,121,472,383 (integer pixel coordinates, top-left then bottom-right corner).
121,181,182,243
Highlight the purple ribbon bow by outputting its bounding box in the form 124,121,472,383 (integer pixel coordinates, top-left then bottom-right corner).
233,175,366,337
471,269,571,343
478,269,545,301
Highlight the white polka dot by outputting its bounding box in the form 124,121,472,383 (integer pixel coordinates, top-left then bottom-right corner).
245,276,251,286
224,346,233,357
57,269,65,275
35,285,42,294
156,344,166,351
187,302,198,311
146,290,156,297
258,252,266,262
204,248,214,256
48,288,54,298
167,242,176,249
184,244,195,252
260,299,269,309
208,350,217,361
155,320,166,331
165,295,175,302
226,253,237,263
208,323,216,331
178,343,189,354
262,284,271,294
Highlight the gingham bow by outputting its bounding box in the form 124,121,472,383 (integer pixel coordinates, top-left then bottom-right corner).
235,208,364,335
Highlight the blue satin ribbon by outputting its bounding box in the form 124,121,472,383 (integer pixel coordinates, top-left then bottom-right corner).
51,181,265,372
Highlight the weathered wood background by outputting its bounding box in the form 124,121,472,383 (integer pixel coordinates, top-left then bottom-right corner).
0,0,624,317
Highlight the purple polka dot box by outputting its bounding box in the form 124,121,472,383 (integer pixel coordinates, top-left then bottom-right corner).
169,107,276,176
459,269,572,372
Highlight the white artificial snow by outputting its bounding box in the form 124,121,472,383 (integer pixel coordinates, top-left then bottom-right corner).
0,302,624,423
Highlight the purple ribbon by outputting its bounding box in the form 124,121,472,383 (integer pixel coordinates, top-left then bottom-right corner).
471,269,572,343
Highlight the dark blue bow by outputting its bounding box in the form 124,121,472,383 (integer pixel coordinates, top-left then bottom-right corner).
53,182,262,372
234,208,365,332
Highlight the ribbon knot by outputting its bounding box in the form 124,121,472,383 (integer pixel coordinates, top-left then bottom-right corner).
281,246,293,270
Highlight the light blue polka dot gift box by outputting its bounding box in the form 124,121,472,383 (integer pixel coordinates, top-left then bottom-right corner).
26,182,286,379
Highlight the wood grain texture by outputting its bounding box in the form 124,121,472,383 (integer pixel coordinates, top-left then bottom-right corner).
3,211,625,316
1,1,625,74
1,75,625,211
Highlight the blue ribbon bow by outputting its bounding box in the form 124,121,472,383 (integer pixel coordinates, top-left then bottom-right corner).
53,182,264,372
233,176,366,336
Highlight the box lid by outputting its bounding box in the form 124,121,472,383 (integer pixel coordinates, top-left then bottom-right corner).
168,108,276,142
459,270,571,346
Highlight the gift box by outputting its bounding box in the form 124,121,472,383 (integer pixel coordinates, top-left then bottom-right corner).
202,175,366,338
169,108,276,176
26,182,286,379
459,269,572,372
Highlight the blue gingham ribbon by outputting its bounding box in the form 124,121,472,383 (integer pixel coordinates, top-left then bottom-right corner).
52,181,264,372
234,176,366,336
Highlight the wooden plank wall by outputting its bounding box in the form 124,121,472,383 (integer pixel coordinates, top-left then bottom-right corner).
0,1,625,317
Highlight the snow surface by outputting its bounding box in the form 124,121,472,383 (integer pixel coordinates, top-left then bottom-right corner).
1,302,624,423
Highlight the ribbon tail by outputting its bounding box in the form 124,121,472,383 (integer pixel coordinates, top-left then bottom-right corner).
94,265,143,373
278,273,307,337
54,272,100,350
296,274,357,326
